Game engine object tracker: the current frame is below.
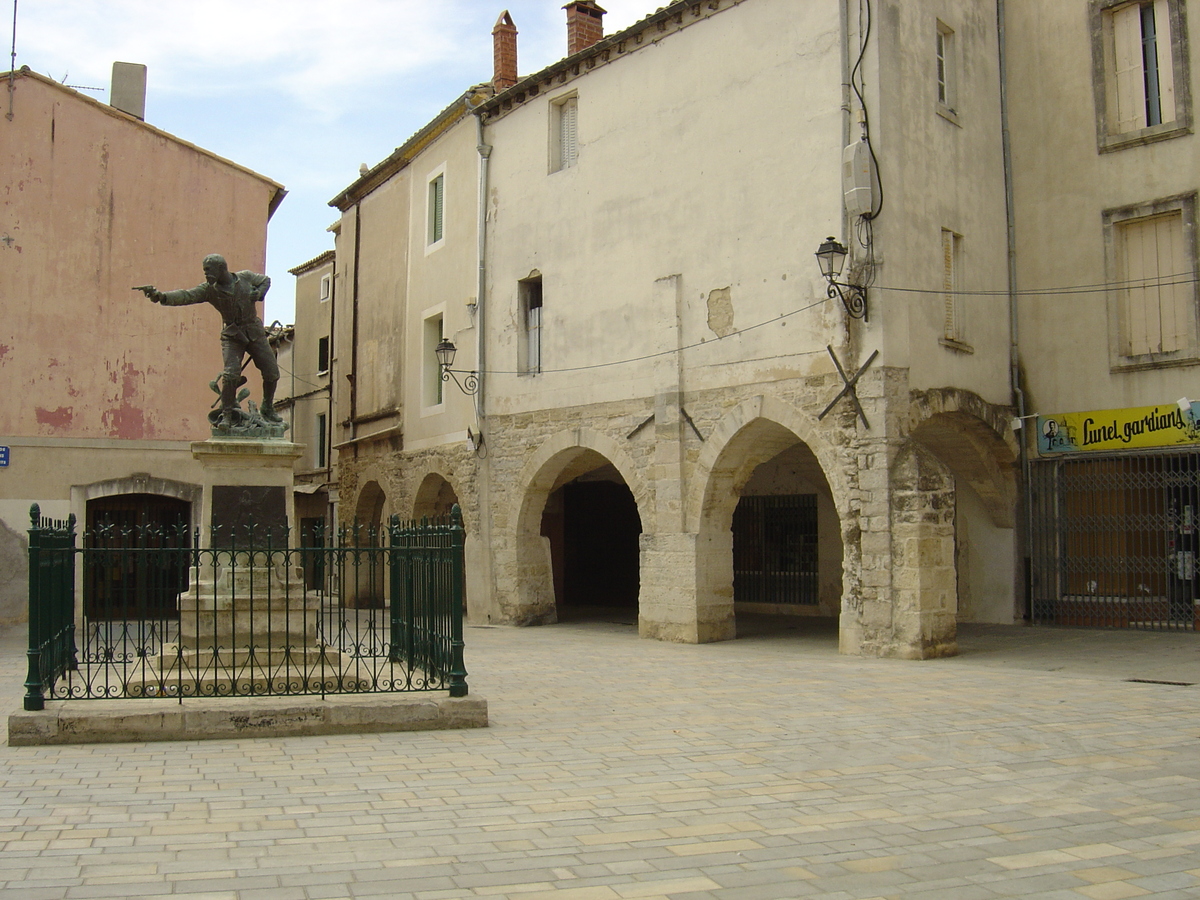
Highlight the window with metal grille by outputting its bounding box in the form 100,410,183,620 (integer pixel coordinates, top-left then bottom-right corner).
732,495,819,605
1030,452,1199,630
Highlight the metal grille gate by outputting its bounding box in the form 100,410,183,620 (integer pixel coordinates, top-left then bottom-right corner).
733,494,819,606
1030,452,1199,630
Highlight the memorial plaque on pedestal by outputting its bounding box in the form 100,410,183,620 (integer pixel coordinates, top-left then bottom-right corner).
211,485,288,546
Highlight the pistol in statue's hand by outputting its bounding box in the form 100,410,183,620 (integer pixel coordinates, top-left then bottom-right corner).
132,285,162,303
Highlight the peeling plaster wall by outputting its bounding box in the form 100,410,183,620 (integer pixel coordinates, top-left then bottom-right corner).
0,74,277,442
483,0,845,414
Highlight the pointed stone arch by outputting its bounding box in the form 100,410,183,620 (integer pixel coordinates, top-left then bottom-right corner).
412,470,463,523
679,396,852,645
495,427,650,626
896,388,1021,633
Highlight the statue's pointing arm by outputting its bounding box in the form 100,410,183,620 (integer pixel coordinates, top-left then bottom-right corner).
156,283,212,306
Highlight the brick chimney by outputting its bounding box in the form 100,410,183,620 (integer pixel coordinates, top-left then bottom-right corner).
564,1,606,55
493,11,518,92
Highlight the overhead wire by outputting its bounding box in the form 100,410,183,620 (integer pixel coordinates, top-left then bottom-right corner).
463,267,1197,378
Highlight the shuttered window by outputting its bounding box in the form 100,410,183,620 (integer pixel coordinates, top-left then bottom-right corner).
552,96,579,172
1118,211,1188,356
1107,0,1177,134
428,174,444,245
942,229,964,343
520,276,543,374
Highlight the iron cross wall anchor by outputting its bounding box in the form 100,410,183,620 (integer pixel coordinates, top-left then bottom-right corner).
818,345,879,429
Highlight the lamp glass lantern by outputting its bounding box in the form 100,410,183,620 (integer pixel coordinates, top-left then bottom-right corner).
435,338,457,371
815,236,848,281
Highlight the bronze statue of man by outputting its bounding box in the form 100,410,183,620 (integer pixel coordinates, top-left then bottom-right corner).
139,254,281,425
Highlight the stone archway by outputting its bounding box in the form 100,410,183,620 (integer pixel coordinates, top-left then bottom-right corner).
346,480,387,608
497,428,650,627
905,391,1020,628
688,399,848,645
412,472,460,521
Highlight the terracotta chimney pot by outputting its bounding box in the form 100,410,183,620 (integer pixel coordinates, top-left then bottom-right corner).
493,11,518,92
564,1,606,55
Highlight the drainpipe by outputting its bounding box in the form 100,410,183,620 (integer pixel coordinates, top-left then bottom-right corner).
471,97,491,429
349,203,362,450
840,0,853,243
997,0,1032,619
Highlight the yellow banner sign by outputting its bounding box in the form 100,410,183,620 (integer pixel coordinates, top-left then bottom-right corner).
1038,402,1200,454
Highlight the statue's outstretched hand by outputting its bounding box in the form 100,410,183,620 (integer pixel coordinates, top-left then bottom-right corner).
133,285,164,303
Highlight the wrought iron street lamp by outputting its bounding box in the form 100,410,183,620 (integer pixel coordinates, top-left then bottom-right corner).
435,339,480,395
815,236,868,320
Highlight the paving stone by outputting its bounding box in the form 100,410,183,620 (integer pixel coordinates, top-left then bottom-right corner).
3,622,1200,899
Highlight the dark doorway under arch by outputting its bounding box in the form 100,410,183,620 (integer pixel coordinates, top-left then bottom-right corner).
541,471,641,622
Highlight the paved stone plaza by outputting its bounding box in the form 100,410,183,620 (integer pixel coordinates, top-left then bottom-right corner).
2,616,1199,900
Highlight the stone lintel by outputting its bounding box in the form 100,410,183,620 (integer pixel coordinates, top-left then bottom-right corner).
192,439,305,468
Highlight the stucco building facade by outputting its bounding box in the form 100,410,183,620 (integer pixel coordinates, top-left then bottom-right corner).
0,67,283,621
309,0,1197,655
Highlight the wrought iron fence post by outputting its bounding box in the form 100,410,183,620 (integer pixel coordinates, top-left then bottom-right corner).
24,504,46,711
448,504,468,698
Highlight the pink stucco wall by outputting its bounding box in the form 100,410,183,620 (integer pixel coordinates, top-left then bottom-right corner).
0,72,281,441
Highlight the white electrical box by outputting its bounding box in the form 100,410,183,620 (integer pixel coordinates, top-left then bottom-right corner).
843,140,876,217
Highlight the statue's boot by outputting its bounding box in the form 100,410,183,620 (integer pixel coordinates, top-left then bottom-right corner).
218,374,240,427
260,383,283,423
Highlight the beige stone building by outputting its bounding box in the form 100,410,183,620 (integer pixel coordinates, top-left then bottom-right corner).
0,67,283,621
325,86,490,606
281,250,337,557
311,0,1198,655
1007,1,1200,630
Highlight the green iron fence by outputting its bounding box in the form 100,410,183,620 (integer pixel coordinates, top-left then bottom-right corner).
23,504,468,709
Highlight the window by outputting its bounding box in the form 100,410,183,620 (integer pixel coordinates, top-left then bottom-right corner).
424,313,445,407
317,336,329,375
427,172,445,246
315,413,327,469
319,273,331,302
1092,0,1192,150
519,274,543,374
935,21,957,118
940,229,970,350
1105,193,1198,367
551,95,578,172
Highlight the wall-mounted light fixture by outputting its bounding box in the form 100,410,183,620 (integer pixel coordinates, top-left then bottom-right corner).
815,236,868,320
435,339,480,395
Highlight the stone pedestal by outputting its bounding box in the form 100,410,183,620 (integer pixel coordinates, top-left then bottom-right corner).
145,438,346,694
190,439,304,549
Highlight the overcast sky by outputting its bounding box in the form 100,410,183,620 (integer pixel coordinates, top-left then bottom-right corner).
14,0,660,323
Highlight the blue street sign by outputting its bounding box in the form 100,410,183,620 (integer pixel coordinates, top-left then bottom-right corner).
0,446,8,467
